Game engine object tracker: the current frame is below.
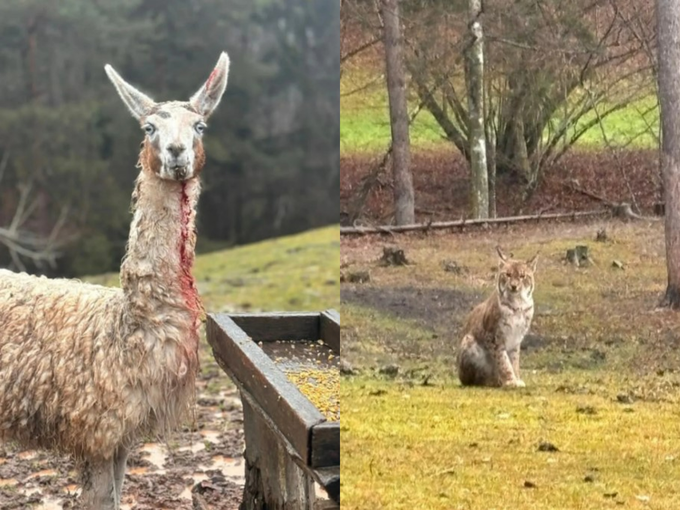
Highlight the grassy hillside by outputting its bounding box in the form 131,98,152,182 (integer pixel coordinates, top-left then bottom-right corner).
86,225,339,313
341,220,680,509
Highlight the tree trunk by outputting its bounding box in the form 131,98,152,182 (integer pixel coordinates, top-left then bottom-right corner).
658,0,680,309
486,126,497,218
465,0,488,219
380,0,414,225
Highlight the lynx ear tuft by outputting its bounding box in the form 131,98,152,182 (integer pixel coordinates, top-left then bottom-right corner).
527,253,539,272
496,245,509,263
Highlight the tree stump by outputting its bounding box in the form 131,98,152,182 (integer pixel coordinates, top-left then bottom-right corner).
595,228,608,242
341,270,370,283
566,249,579,266
566,245,590,267
379,246,409,266
575,245,589,263
441,260,468,274
612,203,633,220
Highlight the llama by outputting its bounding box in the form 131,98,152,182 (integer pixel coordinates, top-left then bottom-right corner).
0,52,230,509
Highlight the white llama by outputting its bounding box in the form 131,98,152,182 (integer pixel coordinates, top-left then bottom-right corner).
0,52,230,509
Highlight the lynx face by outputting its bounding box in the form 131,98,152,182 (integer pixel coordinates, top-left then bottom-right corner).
496,247,538,302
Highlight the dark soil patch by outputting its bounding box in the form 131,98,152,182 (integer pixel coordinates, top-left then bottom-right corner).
522,333,552,352
341,286,482,332
342,285,566,367
535,348,610,373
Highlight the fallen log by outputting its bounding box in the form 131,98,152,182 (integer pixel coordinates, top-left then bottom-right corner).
564,180,660,222
340,210,611,235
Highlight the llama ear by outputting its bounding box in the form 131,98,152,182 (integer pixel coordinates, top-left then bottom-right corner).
104,64,156,120
496,245,508,263
190,52,230,118
527,253,539,272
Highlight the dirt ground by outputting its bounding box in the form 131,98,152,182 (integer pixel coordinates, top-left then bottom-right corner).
0,338,245,510
340,218,675,373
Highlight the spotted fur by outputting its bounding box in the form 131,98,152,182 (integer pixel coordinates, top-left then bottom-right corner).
457,247,539,388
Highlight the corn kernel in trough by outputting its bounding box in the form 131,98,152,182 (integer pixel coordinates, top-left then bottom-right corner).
285,368,340,422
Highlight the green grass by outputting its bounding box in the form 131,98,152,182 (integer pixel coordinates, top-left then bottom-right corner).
342,374,680,510
565,95,659,149
341,66,660,154
341,68,447,154
86,225,339,313
340,221,680,509
341,100,446,154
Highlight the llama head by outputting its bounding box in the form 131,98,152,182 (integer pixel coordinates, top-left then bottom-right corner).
105,52,230,182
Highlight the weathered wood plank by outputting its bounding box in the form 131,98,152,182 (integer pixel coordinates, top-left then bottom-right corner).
310,421,340,469
314,500,339,510
207,314,325,463
240,396,315,510
229,312,320,341
207,311,341,507
319,309,340,354
221,368,333,506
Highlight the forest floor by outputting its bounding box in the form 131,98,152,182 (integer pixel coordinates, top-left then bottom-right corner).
340,149,662,224
0,225,339,510
340,219,680,509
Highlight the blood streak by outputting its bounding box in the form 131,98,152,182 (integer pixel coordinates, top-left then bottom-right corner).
178,182,203,360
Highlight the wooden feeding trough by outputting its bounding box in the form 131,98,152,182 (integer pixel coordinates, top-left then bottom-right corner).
207,310,340,510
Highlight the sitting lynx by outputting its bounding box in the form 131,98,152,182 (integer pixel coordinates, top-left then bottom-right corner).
457,246,538,388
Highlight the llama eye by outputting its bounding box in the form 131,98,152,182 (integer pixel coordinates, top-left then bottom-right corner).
143,124,155,136
195,122,207,135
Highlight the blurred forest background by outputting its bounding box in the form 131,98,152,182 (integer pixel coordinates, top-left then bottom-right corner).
0,0,339,277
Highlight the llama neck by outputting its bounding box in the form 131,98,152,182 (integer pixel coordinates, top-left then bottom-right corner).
120,170,203,333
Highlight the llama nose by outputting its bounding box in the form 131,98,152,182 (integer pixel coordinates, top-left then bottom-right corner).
167,144,186,157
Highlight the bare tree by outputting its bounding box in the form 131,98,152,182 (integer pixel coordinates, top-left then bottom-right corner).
0,152,68,271
657,0,680,308
380,0,414,225
405,0,654,199
465,0,488,219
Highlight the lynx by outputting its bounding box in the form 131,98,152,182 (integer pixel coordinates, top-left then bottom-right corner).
457,246,538,388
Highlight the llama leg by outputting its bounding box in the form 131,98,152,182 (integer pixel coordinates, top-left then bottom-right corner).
113,446,129,506
80,457,117,510
457,334,494,386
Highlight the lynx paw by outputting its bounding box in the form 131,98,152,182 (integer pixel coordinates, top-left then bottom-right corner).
503,379,525,388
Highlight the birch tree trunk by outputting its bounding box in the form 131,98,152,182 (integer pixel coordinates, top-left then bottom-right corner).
658,0,680,309
465,0,488,219
380,0,414,225
486,125,497,218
